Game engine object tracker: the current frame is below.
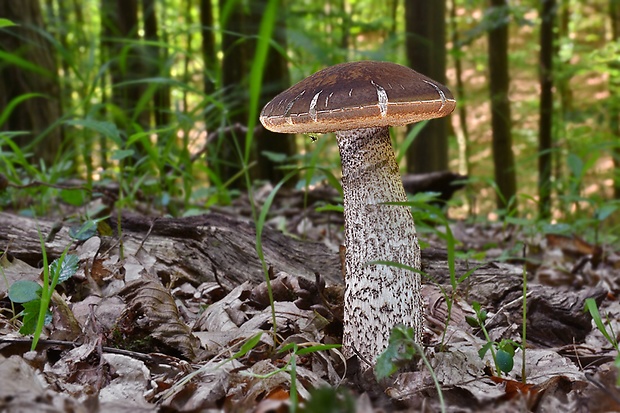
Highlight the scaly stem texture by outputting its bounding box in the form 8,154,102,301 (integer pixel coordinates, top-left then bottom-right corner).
337,126,423,366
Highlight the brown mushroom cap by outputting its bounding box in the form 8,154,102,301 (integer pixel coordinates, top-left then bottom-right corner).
260,61,456,134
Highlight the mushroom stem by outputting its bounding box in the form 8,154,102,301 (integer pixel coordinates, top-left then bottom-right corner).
336,126,423,366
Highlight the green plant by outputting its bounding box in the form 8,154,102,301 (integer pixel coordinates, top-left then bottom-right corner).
243,341,342,413
8,247,78,350
0,18,16,28
520,244,528,383
6,217,104,350
584,298,620,386
254,169,300,342
299,386,355,413
376,197,479,349
375,325,445,413
466,301,519,377
162,331,264,400
0,129,79,215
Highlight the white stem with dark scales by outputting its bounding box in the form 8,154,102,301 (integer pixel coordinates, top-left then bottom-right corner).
336,126,423,367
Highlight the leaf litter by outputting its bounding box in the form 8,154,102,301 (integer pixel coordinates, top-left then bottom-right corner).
1,188,620,412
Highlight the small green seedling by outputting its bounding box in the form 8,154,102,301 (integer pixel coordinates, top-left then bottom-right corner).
467,301,519,376
376,325,446,413
6,218,99,350
584,298,620,385
299,386,355,413
8,252,78,350
244,341,342,413
375,325,419,379
162,331,264,402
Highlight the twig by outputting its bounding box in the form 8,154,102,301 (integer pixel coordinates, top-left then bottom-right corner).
0,337,159,363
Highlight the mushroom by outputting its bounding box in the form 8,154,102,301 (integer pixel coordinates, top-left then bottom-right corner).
259,61,456,367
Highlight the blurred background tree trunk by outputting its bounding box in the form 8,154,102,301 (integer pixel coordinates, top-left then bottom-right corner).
450,0,471,177
217,0,295,189
538,0,557,218
487,0,517,212
554,0,572,214
0,0,63,166
610,0,620,199
404,0,449,174
142,0,171,128
101,0,150,157
254,0,296,186
200,0,217,97
217,0,251,188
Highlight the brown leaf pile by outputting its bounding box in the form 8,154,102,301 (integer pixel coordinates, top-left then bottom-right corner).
1,203,620,412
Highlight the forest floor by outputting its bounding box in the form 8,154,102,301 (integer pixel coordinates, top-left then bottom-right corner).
1,183,619,412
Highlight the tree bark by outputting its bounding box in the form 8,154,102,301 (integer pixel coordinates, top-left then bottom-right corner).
450,0,472,179
254,0,297,186
0,211,342,289
538,0,556,218
200,0,217,97
0,210,526,335
610,0,620,198
487,0,517,212
216,0,296,188
0,0,63,166
404,0,449,173
142,0,171,127
100,0,150,150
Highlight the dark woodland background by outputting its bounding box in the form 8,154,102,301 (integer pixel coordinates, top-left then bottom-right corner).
1,0,620,244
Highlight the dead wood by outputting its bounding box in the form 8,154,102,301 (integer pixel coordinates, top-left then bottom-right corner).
0,211,523,293
0,211,341,289
6,207,595,349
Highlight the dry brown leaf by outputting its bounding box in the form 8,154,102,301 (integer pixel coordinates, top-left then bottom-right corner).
193,281,252,333
0,253,40,299
159,358,242,411
98,353,152,408
0,355,91,413
119,278,201,360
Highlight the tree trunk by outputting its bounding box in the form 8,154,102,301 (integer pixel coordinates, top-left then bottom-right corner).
216,0,251,187
142,0,170,128
254,0,297,186
404,0,449,173
449,0,473,215
487,0,517,212
101,0,150,152
538,0,556,218
610,0,620,198
200,0,218,97
555,0,572,213
0,0,63,166
217,0,295,188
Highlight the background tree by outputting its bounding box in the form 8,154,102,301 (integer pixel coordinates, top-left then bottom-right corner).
0,0,63,166
404,0,450,173
216,0,294,188
538,0,557,218
486,0,517,211
254,2,296,185
100,0,150,145
1,0,618,226
217,0,255,187
450,0,472,184
200,0,217,97
610,0,620,198
142,0,170,128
